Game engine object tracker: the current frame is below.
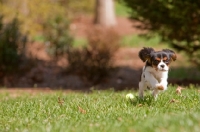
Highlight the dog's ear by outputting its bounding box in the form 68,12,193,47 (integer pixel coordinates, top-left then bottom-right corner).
139,47,155,62
162,49,177,61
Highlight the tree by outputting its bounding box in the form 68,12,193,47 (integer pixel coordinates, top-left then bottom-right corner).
121,0,200,66
94,0,117,27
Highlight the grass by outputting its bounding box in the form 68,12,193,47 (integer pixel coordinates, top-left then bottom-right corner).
73,34,169,48
169,67,200,81
0,86,200,132
115,1,131,17
73,37,87,48
120,34,168,49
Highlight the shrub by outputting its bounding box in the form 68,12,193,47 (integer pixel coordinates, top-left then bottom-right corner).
0,0,94,40
67,27,120,84
64,0,95,16
0,15,26,76
43,15,73,58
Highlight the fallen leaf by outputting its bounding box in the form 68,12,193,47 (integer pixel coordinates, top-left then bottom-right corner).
58,97,64,106
117,117,123,121
176,86,185,94
78,106,86,114
170,99,179,103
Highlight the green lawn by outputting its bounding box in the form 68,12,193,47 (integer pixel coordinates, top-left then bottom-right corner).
169,67,200,81
0,86,200,132
115,1,131,17
73,34,169,49
120,34,169,49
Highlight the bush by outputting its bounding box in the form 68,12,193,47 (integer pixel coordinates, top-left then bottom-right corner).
0,0,94,39
43,15,73,58
67,27,120,84
0,15,26,76
64,0,95,16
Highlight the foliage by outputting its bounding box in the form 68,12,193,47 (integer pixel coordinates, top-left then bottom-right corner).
0,15,25,76
63,0,95,16
121,0,200,66
0,86,200,131
67,27,120,84
0,0,94,40
43,14,73,57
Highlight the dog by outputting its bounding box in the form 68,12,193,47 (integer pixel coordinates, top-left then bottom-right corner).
138,47,176,99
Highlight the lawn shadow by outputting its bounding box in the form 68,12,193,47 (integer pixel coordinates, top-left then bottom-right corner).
168,67,200,86
2,58,200,92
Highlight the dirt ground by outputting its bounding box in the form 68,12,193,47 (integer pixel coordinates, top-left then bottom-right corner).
1,16,198,92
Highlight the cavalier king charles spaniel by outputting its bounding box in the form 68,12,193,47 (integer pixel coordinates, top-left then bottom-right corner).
138,47,177,99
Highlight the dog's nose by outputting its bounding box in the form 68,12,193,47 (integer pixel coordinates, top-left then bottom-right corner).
160,65,165,68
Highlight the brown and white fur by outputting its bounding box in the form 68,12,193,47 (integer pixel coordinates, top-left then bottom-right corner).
138,47,177,99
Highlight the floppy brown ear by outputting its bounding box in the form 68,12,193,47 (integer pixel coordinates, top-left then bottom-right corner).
162,49,177,61
139,47,155,62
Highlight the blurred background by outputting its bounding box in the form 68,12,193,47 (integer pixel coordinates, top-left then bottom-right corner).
0,0,200,90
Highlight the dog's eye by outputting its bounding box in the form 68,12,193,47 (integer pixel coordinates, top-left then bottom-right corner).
154,60,160,64
163,60,169,64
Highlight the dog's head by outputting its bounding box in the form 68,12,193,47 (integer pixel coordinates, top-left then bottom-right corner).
139,47,177,71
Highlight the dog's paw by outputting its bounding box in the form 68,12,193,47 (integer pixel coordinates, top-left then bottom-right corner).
156,84,164,90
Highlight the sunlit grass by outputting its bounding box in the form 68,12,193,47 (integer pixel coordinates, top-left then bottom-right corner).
73,34,168,48
120,34,168,49
73,37,87,48
0,86,200,132
115,1,131,17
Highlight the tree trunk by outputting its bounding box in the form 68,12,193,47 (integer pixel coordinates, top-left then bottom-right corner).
21,0,29,16
94,0,116,27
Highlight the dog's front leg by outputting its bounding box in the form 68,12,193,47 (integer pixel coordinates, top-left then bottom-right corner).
151,78,168,99
139,81,147,99
159,78,168,90
144,72,161,98
144,72,159,88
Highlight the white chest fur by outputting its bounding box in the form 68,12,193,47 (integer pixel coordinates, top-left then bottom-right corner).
143,66,168,82
139,66,169,98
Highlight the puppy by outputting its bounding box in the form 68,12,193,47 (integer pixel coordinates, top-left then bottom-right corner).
138,47,176,98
